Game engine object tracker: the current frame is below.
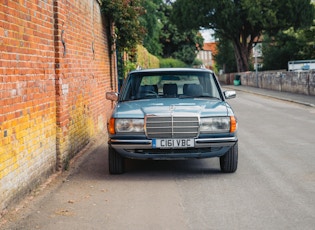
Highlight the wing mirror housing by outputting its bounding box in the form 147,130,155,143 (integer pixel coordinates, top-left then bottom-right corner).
224,90,236,99
106,92,119,101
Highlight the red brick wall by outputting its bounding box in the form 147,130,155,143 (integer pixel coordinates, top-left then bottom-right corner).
0,0,115,212
53,0,115,169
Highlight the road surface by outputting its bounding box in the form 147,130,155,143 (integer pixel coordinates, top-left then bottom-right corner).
2,91,315,230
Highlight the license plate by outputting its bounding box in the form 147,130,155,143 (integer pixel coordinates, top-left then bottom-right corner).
152,139,194,149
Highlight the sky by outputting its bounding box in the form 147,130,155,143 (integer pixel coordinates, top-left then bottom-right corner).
200,29,215,42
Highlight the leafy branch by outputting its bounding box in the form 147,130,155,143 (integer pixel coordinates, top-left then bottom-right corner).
101,0,145,52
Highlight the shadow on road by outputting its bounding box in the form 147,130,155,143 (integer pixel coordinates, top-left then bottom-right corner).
68,143,228,183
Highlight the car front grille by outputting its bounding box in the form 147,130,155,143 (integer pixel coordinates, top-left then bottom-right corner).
145,116,199,138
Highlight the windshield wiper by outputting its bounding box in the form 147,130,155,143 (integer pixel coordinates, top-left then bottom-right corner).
179,95,221,100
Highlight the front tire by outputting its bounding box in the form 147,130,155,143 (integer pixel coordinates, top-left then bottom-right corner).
108,146,125,174
220,142,238,173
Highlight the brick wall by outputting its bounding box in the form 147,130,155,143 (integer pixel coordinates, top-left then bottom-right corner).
53,0,115,169
0,0,115,213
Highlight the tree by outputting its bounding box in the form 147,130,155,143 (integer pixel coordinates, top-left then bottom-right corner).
102,0,204,67
262,33,299,70
214,37,237,73
263,25,315,70
139,0,164,56
158,2,204,65
140,1,204,65
171,0,314,72
101,0,145,52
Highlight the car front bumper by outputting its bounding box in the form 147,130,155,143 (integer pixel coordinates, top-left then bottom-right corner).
109,137,238,160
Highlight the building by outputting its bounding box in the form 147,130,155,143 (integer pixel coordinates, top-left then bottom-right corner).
196,42,217,70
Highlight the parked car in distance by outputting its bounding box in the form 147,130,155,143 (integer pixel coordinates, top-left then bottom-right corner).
106,68,238,174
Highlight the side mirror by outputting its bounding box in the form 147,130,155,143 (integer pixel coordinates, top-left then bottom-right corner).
106,92,119,101
224,90,236,99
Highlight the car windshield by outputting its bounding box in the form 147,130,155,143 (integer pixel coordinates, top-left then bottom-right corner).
119,70,222,101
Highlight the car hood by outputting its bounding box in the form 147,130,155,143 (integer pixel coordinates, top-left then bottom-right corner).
113,98,232,118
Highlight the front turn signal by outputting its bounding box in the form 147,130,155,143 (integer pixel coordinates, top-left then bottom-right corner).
230,116,237,133
108,118,116,135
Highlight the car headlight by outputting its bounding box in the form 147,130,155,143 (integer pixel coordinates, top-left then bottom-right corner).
108,118,144,134
200,116,237,133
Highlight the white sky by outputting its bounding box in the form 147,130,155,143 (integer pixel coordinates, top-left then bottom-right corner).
200,29,215,42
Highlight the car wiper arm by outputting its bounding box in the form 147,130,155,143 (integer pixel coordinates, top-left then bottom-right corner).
179,95,221,100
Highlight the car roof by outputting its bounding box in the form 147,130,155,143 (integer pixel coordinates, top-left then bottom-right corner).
129,67,214,74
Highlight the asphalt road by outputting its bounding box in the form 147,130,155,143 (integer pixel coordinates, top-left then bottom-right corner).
2,91,315,230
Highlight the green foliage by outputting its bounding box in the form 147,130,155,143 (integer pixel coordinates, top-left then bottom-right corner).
101,0,205,69
158,3,204,65
192,59,203,66
139,0,164,56
263,34,299,70
171,43,200,65
214,38,237,73
159,58,187,68
101,0,145,52
263,25,315,70
124,60,137,77
118,46,160,80
171,0,315,72
294,23,315,59
139,1,203,66
136,45,160,69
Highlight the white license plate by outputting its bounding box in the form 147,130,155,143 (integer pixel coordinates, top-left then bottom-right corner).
152,139,194,149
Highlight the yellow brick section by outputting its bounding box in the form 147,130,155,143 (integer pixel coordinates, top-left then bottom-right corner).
57,94,94,169
0,104,56,210
0,107,56,178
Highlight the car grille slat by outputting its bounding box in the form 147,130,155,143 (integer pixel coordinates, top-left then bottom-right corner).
146,116,199,138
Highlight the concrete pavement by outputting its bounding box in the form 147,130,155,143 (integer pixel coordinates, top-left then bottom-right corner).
224,85,315,107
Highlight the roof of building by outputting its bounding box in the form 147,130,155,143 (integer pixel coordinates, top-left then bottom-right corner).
203,42,217,55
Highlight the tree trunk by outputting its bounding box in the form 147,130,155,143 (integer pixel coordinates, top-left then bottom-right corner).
232,39,250,73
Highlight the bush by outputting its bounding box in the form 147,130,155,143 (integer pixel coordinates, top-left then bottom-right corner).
192,59,203,66
137,45,160,69
159,58,187,68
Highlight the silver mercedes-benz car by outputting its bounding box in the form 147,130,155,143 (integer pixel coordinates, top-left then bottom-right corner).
106,68,238,174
